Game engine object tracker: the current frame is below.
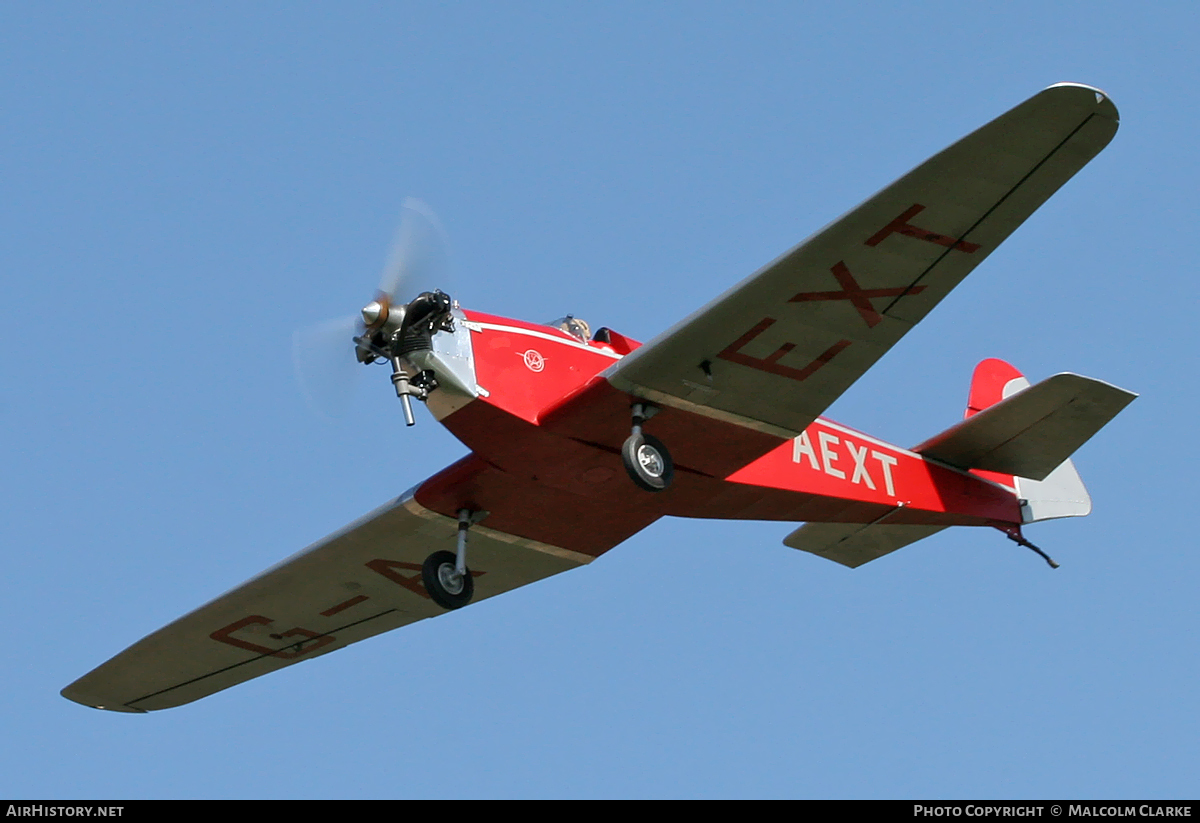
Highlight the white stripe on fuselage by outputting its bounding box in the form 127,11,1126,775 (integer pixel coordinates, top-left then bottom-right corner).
467,322,624,359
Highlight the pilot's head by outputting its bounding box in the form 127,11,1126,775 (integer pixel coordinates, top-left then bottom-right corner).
554,315,591,343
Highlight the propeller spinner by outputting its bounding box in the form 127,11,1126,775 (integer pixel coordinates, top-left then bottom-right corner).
293,199,456,424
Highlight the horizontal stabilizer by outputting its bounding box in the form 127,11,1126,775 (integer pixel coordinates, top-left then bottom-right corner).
914,373,1136,480
784,520,947,568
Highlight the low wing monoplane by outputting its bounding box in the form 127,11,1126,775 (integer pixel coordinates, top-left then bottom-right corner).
64,83,1135,712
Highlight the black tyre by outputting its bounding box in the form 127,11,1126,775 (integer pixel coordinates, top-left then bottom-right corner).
621,432,674,492
422,550,475,610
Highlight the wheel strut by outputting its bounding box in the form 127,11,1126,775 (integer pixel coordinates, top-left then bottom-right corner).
631,402,653,435
422,508,488,610
455,507,471,576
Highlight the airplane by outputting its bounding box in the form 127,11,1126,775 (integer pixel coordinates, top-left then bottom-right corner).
63,82,1136,713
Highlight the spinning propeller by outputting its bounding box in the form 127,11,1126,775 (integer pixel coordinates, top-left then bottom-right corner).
293,198,456,425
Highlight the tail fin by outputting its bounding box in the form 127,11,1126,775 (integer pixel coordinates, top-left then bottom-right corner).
915,358,1136,523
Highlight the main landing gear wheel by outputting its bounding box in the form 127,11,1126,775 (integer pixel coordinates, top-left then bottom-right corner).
422,550,474,610
622,431,674,492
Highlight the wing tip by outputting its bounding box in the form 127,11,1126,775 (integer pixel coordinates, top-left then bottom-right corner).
60,683,147,714
1043,81,1120,122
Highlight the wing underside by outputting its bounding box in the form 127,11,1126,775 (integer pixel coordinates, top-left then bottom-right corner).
62,493,586,712
605,84,1119,438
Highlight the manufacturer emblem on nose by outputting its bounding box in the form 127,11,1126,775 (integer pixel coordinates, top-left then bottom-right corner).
520,349,545,372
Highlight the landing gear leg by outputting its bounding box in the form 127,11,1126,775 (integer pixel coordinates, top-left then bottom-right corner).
422,508,478,609
622,402,674,492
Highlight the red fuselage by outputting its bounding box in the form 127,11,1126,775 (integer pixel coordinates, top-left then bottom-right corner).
411,310,1021,559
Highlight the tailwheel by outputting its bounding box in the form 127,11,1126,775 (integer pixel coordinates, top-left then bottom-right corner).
422,550,475,610
622,431,674,492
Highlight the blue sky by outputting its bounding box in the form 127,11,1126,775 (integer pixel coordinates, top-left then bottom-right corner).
2,2,1197,798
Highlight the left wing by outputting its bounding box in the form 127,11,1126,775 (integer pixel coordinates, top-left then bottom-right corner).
62,485,587,712
605,84,1119,438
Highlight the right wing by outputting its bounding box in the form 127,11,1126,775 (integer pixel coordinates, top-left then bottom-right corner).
62,480,590,713
604,84,1119,438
